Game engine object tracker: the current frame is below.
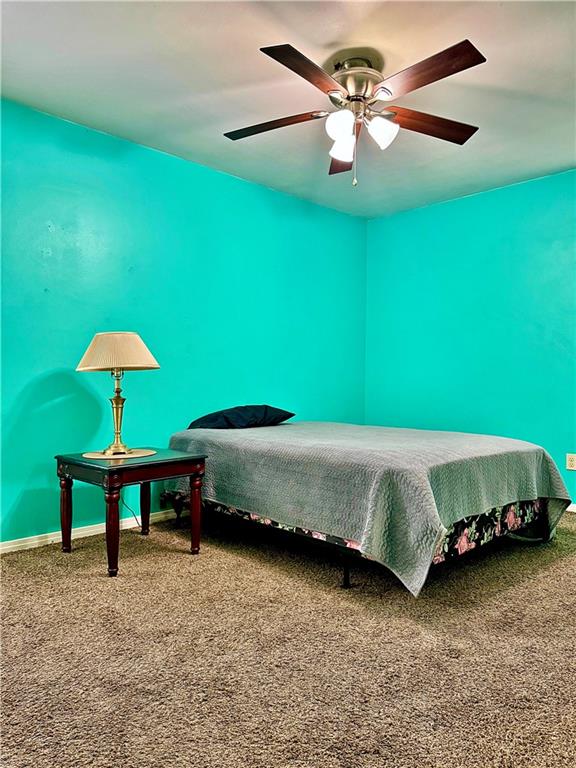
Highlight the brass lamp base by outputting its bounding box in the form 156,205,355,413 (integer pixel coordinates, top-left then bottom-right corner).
82,369,156,460
82,448,156,460
103,439,131,456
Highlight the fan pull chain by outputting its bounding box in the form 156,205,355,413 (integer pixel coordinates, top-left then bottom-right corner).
352,142,358,187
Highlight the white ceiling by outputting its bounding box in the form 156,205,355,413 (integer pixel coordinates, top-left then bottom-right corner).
2,1,575,218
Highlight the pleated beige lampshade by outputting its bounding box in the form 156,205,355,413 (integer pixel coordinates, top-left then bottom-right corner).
76,332,160,372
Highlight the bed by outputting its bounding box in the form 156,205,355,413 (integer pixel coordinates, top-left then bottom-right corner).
163,422,570,596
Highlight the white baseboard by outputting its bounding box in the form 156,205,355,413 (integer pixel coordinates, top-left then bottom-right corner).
0,508,177,555
568,503,576,513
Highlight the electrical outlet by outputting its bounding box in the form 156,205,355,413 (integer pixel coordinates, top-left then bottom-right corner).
567,454,576,471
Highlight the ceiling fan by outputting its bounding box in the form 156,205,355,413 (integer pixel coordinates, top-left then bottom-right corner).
224,40,486,183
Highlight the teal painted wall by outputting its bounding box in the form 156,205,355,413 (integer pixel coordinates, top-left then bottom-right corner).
2,99,573,544
366,170,576,498
1,100,366,542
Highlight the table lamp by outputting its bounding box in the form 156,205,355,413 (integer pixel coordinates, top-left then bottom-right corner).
76,331,159,459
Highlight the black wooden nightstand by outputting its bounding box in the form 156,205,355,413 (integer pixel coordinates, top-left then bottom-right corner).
55,449,206,576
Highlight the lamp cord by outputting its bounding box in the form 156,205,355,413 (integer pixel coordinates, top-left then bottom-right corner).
121,492,141,529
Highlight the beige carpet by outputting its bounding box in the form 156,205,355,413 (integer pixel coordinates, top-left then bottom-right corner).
2,512,576,768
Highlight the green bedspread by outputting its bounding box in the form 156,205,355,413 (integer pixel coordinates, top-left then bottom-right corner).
168,422,570,595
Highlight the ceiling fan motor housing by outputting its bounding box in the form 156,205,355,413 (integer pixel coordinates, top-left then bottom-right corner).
329,61,387,107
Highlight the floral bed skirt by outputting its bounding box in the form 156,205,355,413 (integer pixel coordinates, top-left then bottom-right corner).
161,491,549,566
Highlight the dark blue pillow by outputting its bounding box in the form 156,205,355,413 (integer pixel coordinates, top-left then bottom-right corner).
188,405,294,429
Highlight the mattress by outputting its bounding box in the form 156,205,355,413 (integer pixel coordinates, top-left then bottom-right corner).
167,421,570,595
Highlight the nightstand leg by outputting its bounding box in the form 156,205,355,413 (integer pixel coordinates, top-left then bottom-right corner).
140,482,151,535
105,487,121,576
190,474,202,554
60,477,73,553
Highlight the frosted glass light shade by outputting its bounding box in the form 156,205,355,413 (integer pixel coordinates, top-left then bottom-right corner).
367,115,400,150
76,332,160,372
325,109,355,140
329,135,356,163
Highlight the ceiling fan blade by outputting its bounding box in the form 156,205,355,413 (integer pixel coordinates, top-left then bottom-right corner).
224,110,328,141
388,106,478,144
328,157,352,175
328,121,362,175
261,44,348,98
377,40,486,100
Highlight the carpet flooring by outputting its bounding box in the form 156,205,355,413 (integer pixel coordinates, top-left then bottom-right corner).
2,512,576,768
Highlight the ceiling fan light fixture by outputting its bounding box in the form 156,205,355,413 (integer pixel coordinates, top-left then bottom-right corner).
367,115,400,150
226,40,485,182
329,134,356,163
325,109,355,140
